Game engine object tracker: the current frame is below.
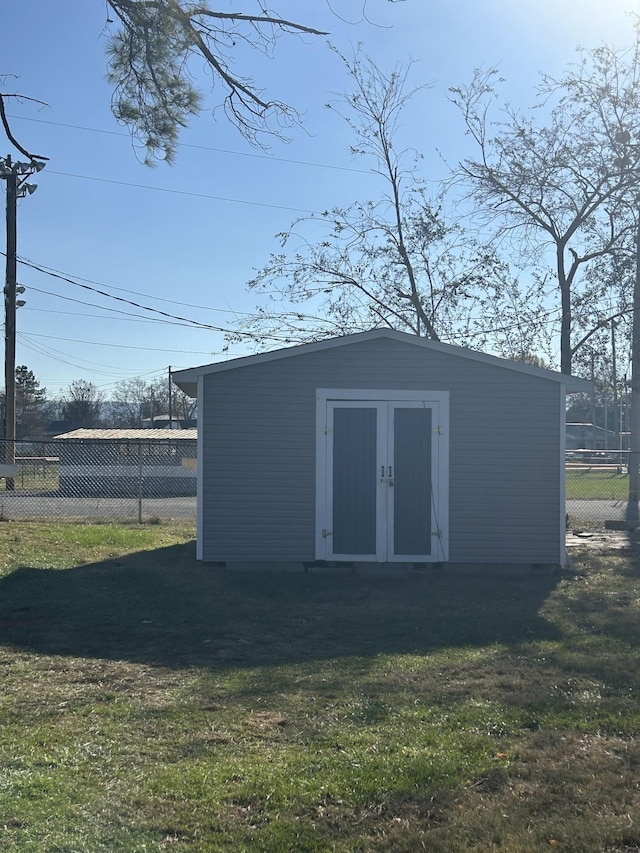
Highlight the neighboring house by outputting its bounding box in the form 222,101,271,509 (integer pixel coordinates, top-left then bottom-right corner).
173,329,589,571
55,428,197,497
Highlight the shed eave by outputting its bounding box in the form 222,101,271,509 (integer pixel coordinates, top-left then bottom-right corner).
171,329,590,396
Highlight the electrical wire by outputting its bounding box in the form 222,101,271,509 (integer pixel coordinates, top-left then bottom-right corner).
19,336,148,377
16,254,254,316
24,285,222,329
18,330,216,355
19,306,221,327
14,252,569,343
46,169,320,215
6,113,372,175
11,256,272,337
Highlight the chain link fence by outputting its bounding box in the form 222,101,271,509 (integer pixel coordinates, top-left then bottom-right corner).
0,438,634,530
565,449,632,529
0,437,197,523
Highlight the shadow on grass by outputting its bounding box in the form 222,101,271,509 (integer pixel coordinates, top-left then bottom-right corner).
0,542,562,670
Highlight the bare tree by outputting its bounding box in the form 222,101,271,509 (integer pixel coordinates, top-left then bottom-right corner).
60,380,104,429
234,51,512,348
110,377,150,427
109,375,195,426
462,269,557,364
450,29,640,374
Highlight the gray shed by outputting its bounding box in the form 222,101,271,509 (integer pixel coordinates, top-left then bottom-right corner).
173,329,589,570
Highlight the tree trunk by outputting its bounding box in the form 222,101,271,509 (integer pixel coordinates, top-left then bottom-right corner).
558,246,572,376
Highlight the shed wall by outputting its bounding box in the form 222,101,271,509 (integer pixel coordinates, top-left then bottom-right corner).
199,337,563,564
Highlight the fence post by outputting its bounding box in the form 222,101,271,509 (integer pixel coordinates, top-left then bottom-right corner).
138,442,143,524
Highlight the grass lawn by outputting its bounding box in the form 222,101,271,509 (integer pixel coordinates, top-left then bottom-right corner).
565,466,630,500
1,521,640,851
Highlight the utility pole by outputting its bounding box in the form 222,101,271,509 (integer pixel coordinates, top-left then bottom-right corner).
1,155,44,490
3,161,16,490
168,365,173,428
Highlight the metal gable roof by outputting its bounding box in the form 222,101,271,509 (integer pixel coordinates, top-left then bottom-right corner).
55,429,197,440
172,329,590,397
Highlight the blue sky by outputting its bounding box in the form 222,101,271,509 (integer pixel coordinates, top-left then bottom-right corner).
2,0,638,397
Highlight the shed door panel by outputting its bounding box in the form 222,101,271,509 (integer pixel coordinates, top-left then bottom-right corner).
391,405,432,557
332,406,378,555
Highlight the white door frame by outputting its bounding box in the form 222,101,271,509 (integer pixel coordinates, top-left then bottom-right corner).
315,389,449,563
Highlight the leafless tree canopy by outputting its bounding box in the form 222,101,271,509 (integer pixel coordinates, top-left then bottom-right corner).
232,51,520,351
450,29,640,373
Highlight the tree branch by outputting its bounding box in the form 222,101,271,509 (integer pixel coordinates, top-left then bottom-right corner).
0,93,49,161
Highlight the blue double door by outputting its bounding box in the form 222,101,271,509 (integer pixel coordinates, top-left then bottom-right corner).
321,397,444,562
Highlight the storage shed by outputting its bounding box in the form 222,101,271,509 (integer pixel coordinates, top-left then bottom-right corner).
172,330,588,570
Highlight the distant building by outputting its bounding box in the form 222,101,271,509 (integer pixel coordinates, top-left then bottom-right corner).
44,420,74,437
565,422,617,450
140,414,197,430
55,428,197,496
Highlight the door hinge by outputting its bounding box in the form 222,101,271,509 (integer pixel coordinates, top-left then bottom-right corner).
322,528,333,538
432,425,442,434
431,529,443,538
324,425,333,434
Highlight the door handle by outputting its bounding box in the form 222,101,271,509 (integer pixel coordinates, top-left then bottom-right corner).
380,465,394,484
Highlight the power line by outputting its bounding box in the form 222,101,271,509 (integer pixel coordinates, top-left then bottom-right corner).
20,306,216,327
19,330,217,355
22,282,300,343
19,335,149,378
46,169,320,215
9,252,571,341
92,368,174,392
14,259,297,342
18,332,213,355
7,113,372,175
461,305,562,339
22,275,242,334
16,254,254,316
24,285,215,328
5,256,580,352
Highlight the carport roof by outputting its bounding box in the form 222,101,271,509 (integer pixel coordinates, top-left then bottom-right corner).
55,429,197,440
